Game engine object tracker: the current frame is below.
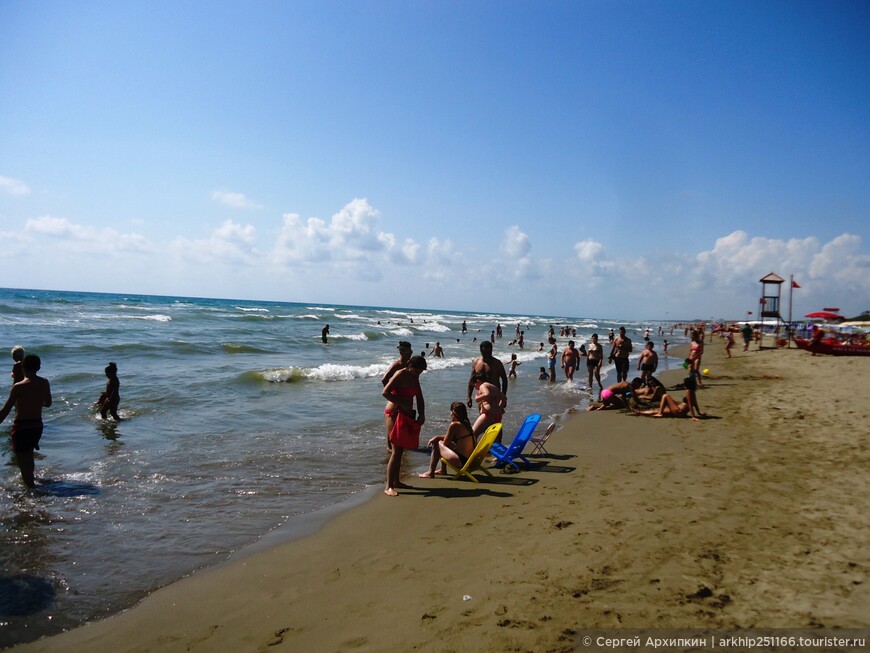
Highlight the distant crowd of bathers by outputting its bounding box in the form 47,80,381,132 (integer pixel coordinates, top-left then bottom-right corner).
377,320,721,496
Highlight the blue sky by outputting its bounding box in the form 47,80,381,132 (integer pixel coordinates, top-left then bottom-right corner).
1,0,868,319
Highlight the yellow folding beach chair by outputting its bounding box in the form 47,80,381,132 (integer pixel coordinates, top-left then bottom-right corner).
441,423,502,482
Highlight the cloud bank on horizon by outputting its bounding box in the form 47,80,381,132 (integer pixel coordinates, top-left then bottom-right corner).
1,2,868,320
2,194,867,320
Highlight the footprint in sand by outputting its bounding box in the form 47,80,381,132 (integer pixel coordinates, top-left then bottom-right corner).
262,627,291,648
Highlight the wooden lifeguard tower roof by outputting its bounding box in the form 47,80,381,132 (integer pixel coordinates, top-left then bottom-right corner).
760,272,785,284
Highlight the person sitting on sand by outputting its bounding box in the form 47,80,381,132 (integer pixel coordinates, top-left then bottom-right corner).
587,379,642,411
633,374,703,422
418,402,475,478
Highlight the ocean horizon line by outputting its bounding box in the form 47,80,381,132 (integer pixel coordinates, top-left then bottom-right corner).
0,285,711,324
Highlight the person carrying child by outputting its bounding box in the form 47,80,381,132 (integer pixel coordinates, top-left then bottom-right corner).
0,354,52,488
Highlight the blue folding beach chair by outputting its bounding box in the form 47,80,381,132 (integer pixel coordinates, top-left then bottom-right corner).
488,413,541,471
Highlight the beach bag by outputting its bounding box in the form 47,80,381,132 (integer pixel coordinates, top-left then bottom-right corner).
389,412,421,449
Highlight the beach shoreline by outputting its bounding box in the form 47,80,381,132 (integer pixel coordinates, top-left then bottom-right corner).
12,336,869,652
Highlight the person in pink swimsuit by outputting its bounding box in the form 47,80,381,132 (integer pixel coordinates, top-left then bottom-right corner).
381,355,426,496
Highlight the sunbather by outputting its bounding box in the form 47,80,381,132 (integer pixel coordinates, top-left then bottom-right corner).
418,402,475,478
586,379,642,411
633,375,703,421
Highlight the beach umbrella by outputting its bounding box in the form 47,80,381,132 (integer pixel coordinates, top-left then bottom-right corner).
804,311,845,321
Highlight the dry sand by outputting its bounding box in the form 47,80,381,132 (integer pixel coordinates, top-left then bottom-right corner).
14,339,869,652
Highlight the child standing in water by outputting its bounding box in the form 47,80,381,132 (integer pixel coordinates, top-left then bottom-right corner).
10,345,25,384
508,353,521,378
99,362,121,421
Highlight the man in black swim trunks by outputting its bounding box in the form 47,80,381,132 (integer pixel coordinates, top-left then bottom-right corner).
609,326,633,383
0,354,52,488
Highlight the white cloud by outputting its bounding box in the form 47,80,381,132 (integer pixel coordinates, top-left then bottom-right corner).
808,233,869,284
24,215,151,253
574,239,604,263
0,175,31,196
172,219,259,265
687,230,870,317
695,231,820,283
328,198,391,253
398,238,421,265
422,237,462,281
273,212,332,264
501,226,530,258
271,198,421,269
4,197,867,318
212,191,263,210
499,226,537,280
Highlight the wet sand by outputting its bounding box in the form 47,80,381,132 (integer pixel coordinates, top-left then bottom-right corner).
13,339,869,652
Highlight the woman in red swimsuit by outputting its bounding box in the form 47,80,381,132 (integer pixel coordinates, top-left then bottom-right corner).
381,355,426,496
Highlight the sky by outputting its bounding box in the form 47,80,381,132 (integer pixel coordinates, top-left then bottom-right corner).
1,0,868,320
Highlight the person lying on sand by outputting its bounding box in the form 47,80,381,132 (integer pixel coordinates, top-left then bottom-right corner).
586,379,642,411
633,376,666,403
633,374,704,422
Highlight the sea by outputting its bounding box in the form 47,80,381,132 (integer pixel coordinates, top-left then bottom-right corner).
0,287,685,646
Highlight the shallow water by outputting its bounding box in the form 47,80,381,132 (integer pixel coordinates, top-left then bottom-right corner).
0,288,683,645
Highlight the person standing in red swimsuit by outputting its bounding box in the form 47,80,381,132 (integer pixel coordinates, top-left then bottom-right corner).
381,355,426,496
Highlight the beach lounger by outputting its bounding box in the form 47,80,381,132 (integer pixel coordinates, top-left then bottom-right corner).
441,423,502,483
489,413,541,470
530,422,557,455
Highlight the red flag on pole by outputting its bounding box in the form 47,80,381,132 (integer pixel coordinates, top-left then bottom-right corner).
792,280,801,288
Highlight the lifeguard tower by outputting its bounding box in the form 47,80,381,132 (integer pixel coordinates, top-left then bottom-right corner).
758,272,785,349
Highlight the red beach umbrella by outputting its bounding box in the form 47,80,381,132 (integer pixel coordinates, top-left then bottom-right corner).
804,311,845,321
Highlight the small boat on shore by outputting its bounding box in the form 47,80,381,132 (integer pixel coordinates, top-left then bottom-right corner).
794,333,870,357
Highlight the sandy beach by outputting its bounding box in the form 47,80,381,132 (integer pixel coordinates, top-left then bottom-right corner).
13,338,869,652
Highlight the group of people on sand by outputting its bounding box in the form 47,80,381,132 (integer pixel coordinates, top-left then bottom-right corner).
379,322,707,494
380,339,509,496
2,345,123,488
587,358,705,423
591,324,708,407
585,324,712,423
